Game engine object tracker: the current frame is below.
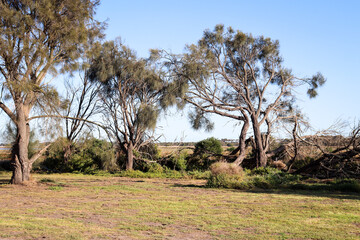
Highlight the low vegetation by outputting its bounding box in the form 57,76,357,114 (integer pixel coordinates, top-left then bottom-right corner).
0,173,359,240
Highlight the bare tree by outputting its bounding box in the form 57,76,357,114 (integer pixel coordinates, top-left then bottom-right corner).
62,73,100,162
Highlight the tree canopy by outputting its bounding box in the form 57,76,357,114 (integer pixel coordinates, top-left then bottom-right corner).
88,40,171,170
0,0,102,183
157,24,325,167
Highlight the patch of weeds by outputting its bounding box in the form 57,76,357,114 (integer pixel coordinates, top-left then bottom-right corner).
48,185,63,191
207,166,360,193
206,162,244,189
39,178,55,183
206,173,244,189
115,169,185,179
289,178,360,193
186,170,211,179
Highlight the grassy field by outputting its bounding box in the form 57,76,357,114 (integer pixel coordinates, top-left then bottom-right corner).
0,172,359,240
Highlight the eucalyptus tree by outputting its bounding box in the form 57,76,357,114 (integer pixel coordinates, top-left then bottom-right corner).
158,25,325,167
0,0,102,184
88,40,170,170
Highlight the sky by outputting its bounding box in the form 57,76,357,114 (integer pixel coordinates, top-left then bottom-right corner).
93,0,360,142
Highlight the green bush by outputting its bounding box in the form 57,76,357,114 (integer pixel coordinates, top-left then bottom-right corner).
66,153,97,173
188,137,223,171
249,166,281,176
145,162,164,173
139,143,161,160
186,170,211,179
169,150,188,171
42,137,116,173
194,137,223,156
206,173,244,189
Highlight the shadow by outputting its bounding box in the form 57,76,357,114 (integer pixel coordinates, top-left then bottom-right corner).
171,182,360,201
0,178,10,185
172,183,206,188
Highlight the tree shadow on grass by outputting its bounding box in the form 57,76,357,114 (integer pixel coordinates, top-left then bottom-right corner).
171,183,360,201
0,178,10,185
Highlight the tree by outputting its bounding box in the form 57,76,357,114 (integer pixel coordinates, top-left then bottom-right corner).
159,25,325,167
0,0,101,184
62,73,100,163
88,40,170,170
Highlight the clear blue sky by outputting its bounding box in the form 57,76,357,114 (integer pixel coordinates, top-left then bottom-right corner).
95,0,360,142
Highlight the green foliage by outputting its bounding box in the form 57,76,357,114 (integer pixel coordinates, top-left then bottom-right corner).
291,157,314,169
39,178,56,183
42,137,116,173
289,179,360,193
2,122,39,159
194,137,223,155
187,138,223,170
116,169,184,179
206,174,244,189
226,147,236,152
139,143,161,161
144,162,164,173
249,166,281,176
66,153,97,174
169,151,188,171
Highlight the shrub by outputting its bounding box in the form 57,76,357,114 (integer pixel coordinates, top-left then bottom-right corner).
270,160,287,170
291,156,314,170
145,162,164,173
226,147,236,153
206,173,244,189
42,137,116,173
210,162,243,176
188,137,223,171
249,166,281,176
66,153,97,173
206,162,244,188
194,137,223,156
169,150,188,171
139,143,161,160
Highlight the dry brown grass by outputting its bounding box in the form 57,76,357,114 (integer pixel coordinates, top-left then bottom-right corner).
271,160,287,170
210,162,243,176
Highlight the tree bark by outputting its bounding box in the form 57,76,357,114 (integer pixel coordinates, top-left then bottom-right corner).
10,104,31,184
287,118,298,172
251,115,267,167
126,142,134,170
63,142,73,164
233,120,250,165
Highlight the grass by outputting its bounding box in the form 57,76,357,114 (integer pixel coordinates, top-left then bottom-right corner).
0,171,359,239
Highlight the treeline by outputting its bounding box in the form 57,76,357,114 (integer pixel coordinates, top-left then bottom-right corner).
2,1,358,185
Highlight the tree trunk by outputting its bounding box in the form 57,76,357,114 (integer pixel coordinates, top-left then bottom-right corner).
251,116,267,167
10,108,31,184
233,120,250,165
63,142,73,164
287,118,298,172
126,142,134,170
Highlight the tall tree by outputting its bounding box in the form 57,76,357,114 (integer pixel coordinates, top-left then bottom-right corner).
62,71,101,163
158,25,325,167
88,40,170,170
0,0,101,184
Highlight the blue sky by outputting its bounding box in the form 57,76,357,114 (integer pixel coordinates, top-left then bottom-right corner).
95,0,360,142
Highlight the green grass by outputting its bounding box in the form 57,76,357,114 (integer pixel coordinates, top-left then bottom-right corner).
0,171,359,239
